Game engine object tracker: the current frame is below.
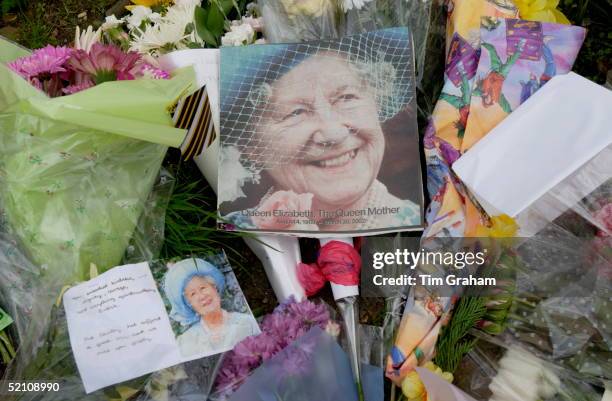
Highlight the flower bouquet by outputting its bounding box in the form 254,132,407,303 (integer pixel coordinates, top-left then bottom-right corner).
211,298,383,401
457,340,602,401
0,37,194,283
211,298,339,399
0,34,196,396
258,0,433,81
477,190,612,385
385,0,588,393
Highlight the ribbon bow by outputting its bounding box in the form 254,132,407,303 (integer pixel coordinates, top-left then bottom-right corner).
297,240,361,296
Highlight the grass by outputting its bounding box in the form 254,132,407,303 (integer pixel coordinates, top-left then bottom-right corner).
14,2,55,48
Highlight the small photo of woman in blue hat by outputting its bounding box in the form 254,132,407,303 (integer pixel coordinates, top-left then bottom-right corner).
162,258,260,357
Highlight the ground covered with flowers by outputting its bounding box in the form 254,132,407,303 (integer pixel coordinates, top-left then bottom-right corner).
0,0,609,381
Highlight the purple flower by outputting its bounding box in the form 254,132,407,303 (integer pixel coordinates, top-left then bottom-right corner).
262,312,308,348
232,333,281,367
214,361,252,395
213,299,335,397
284,299,330,328
278,347,312,377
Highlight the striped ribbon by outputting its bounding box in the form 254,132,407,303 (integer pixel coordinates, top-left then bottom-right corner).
173,86,216,160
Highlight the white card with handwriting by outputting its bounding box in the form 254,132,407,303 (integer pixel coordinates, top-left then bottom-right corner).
64,258,259,393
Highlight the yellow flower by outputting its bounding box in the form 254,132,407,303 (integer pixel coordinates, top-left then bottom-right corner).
401,371,425,400
475,214,518,237
280,0,331,17
514,0,570,24
401,363,454,400
422,361,437,371
127,0,172,9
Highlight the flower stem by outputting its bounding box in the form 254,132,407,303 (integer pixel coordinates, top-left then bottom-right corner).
357,380,364,401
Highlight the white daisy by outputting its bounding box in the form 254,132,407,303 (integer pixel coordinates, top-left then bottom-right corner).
101,15,124,31
221,22,255,47
129,1,201,55
74,25,102,52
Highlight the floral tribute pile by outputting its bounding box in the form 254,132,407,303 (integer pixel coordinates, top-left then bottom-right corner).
0,1,610,401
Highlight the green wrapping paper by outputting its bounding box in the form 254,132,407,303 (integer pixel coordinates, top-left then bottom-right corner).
0,38,196,282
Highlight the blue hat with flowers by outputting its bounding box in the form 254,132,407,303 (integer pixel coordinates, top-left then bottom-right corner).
219,27,415,164
163,258,226,327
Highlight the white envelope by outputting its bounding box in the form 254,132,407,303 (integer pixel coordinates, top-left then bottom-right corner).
453,72,612,232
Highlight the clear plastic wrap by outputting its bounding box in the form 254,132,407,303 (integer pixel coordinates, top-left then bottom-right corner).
259,0,342,42
0,171,199,401
458,176,612,386
342,0,433,83
516,145,611,237
259,0,433,83
455,339,603,401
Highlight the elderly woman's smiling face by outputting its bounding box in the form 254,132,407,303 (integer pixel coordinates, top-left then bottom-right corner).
184,276,221,317
257,53,385,208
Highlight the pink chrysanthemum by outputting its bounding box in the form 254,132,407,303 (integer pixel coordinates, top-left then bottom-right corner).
68,43,142,84
7,45,73,79
7,45,73,97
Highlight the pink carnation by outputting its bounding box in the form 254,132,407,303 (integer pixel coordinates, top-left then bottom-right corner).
62,80,94,95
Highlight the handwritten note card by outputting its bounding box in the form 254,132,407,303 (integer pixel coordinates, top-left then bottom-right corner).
64,262,181,393
64,257,260,394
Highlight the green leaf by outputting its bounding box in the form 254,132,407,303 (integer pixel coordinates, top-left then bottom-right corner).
219,0,235,15
194,5,218,47
207,3,225,37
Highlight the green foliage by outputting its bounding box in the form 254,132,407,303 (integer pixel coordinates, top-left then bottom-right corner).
0,331,16,364
161,162,248,268
194,0,237,47
16,2,55,49
433,296,487,373
559,0,611,83
1,0,25,15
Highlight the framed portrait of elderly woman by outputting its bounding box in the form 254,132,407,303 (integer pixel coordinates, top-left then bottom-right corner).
63,254,259,393
217,28,425,235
